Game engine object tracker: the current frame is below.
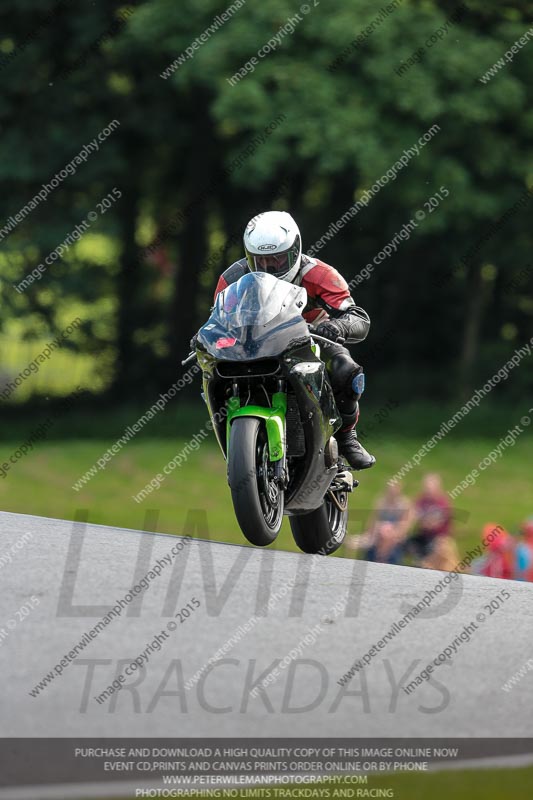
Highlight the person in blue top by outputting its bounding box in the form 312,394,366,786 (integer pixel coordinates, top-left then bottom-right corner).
515,517,533,581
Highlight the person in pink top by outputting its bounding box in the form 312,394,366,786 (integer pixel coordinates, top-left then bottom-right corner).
409,473,452,560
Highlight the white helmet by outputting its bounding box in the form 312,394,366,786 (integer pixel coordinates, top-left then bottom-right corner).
243,210,302,283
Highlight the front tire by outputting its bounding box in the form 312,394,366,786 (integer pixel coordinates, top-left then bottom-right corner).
289,493,347,555
228,417,284,547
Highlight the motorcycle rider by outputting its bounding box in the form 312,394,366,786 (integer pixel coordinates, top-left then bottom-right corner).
212,210,375,470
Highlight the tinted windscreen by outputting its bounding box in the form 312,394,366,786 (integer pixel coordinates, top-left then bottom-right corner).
198,272,310,360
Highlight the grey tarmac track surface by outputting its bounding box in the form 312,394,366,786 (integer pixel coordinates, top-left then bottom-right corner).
1,510,533,737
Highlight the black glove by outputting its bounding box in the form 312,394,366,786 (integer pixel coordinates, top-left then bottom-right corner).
314,319,345,344
189,333,198,351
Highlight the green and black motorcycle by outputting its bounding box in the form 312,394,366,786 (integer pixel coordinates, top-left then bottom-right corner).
183,271,359,555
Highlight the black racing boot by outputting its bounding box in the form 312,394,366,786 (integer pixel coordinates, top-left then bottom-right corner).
336,425,376,470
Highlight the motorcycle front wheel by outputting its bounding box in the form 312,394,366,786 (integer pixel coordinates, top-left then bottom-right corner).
289,492,347,555
228,417,284,546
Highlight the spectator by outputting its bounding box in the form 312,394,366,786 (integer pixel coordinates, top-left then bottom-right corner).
408,473,452,560
365,481,412,564
471,523,515,580
515,517,533,581
366,521,405,565
421,535,461,572
345,481,412,563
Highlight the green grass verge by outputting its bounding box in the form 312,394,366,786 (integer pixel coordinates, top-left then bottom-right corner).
368,764,533,799
0,402,531,559
110,765,533,800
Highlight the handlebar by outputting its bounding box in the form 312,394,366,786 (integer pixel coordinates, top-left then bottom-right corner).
181,351,197,366
309,332,346,346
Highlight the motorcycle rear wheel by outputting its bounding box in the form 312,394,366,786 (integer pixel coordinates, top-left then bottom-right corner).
289,492,347,555
228,417,284,546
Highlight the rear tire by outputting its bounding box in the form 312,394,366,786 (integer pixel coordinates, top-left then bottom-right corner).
228,417,284,547
289,493,347,555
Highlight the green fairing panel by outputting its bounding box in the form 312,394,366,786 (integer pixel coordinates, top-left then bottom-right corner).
226,392,287,461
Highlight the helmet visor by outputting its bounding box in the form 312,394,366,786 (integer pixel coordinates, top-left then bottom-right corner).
246,235,301,279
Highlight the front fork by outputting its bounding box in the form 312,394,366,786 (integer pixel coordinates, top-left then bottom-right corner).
226,380,288,486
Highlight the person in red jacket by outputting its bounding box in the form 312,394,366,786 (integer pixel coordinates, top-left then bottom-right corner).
212,210,375,470
472,523,515,580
